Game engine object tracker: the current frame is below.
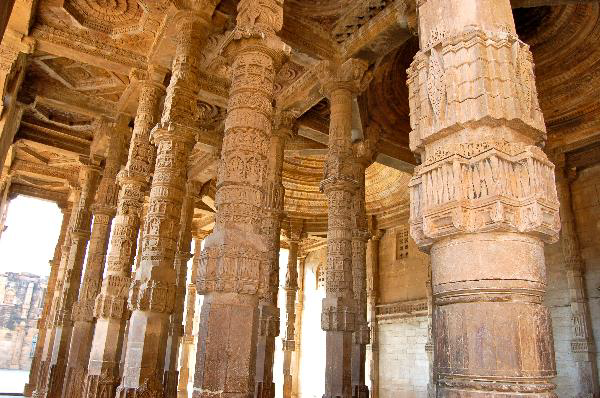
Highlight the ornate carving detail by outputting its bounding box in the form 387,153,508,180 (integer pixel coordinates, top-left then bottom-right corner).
409,139,560,249
234,0,284,39
128,280,176,313
408,31,546,152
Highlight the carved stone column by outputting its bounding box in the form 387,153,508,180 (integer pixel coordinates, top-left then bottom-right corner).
365,227,382,398
282,222,302,398
47,158,102,398
177,230,208,398
291,254,306,398
554,153,599,398
24,203,72,397
164,181,199,398
317,58,371,398
194,1,288,397
0,174,12,241
255,112,296,398
117,8,215,395
84,70,165,398
407,1,560,396
33,189,79,398
64,120,126,398
351,158,370,398
424,261,435,398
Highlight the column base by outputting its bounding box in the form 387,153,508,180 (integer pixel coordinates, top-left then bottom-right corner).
116,374,165,398
63,366,87,398
85,373,120,398
164,370,179,398
352,385,369,398
437,378,557,397
24,383,34,397
255,382,275,398
47,363,67,398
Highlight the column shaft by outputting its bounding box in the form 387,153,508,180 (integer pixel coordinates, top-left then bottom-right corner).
64,121,125,398
351,170,369,398
84,75,165,398
164,182,198,398
366,230,381,398
25,204,71,397
33,193,79,398
282,236,299,398
177,233,206,398
407,1,560,396
47,161,102,398
291,255,306,398
117,10,213,395
555,156,599,397
317,58,370,398
194,1,288,396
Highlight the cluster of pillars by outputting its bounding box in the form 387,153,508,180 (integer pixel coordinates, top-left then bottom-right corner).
15,0,600,398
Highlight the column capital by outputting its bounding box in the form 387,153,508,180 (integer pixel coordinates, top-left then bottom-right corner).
273,109,300,141
316,58,372,98
234,0,284,39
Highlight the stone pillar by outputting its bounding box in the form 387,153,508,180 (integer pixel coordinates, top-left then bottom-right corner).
255,112,296,398
33,191,79,398
365,226,381,398
291,254,306,398
47,158,102,398
351,160,370,398
317,58,371,398
84,70,166,398
282,222,302,398
164,181,199,398
194,1,288,397
407,1,561,396
0,173,12,241
177,230,207,398
116,8,215,395
24,203,71,397
424,261,435,398
63,120,126,398
554,153,599,398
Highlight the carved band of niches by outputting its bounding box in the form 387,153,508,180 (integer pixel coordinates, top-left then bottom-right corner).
408,30,545,150
409,142,560,248
321,305,356,332
127,280,176,313
196,243,265,295
258,312,280,337
353,324,371,345
437,377,556,393
434,289,544,306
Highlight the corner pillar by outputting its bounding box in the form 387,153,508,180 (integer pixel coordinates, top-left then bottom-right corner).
194,1,289,396
554,153,599,398
255,112,297,398
408,1,560,396
317,58,371,398
177,229,208,398
282,221,303,398
25,202,72,397
164,181,200,398
116,8,216,395
365,226,382,398
47,158,102,398
291,254,306,398
63,118,126,398
84,69,166,398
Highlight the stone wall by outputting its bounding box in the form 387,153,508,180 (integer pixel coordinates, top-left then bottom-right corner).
375,226,430,398
0,272,46,370
378,316,429,398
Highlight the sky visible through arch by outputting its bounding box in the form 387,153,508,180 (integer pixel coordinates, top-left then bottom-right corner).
0,196,62,276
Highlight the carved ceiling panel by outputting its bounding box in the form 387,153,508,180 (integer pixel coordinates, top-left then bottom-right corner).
32,55,128,102
63,0,144,36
